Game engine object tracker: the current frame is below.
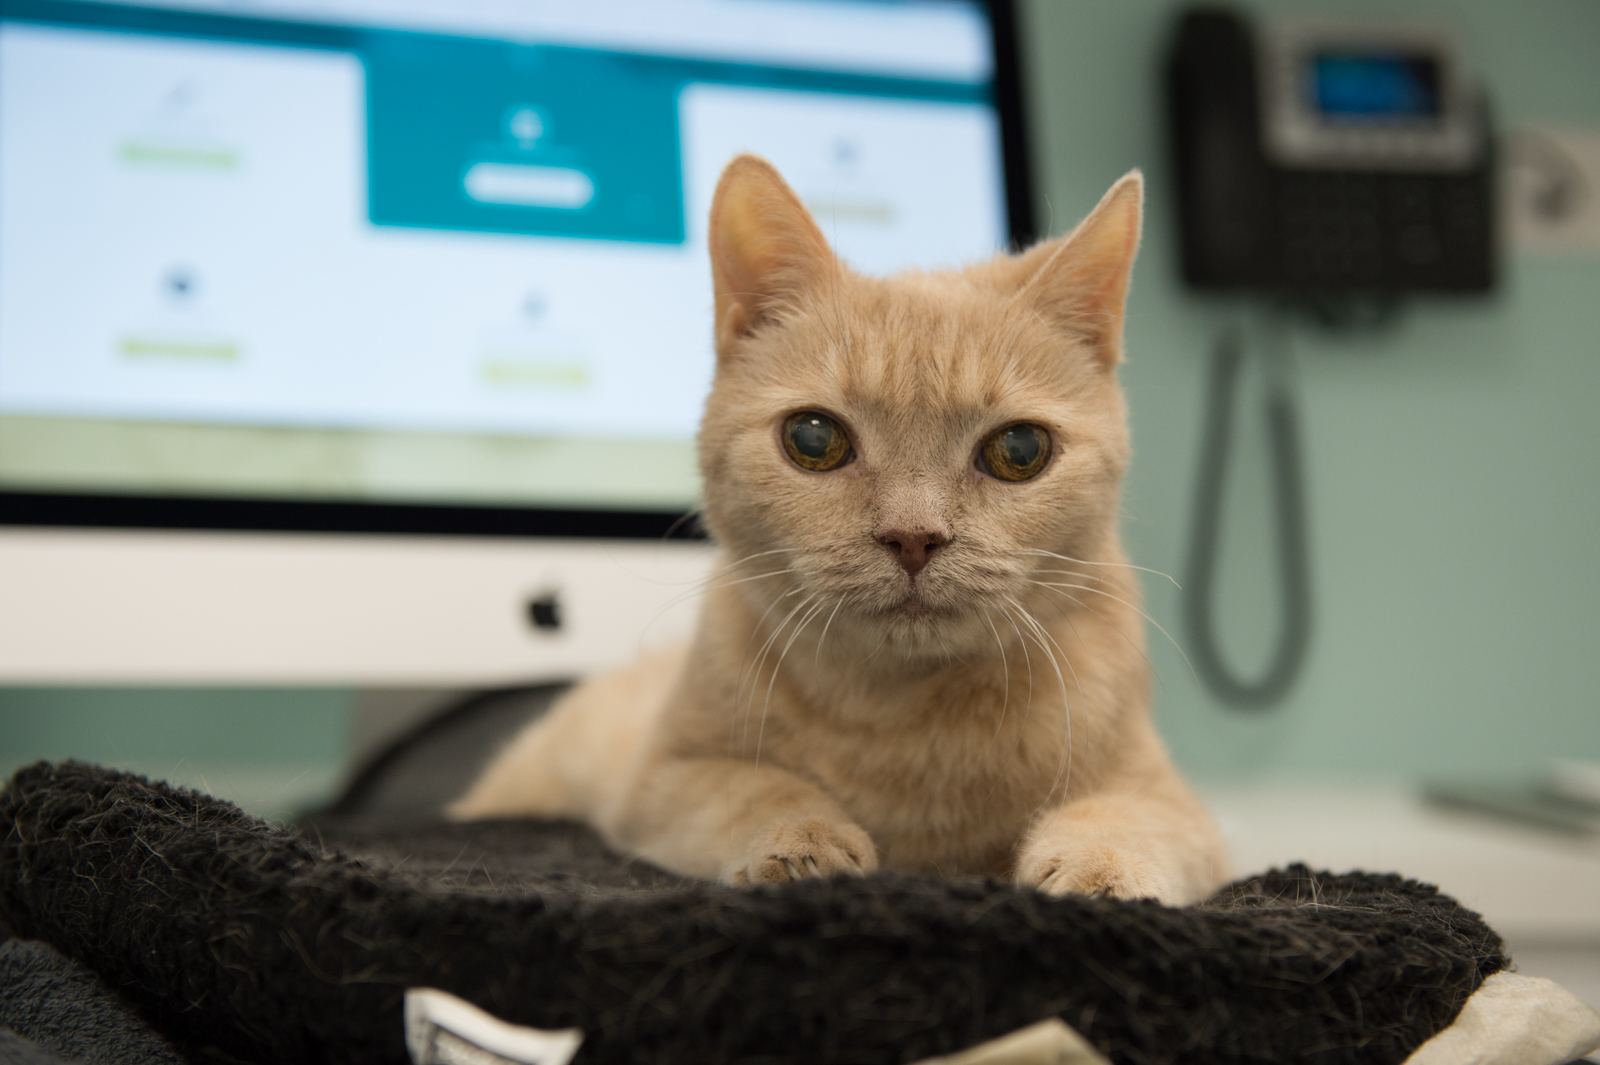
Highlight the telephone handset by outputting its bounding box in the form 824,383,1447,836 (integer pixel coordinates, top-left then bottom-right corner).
1163,9,1494,709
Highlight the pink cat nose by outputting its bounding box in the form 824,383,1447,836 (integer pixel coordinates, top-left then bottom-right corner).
876,528,948,578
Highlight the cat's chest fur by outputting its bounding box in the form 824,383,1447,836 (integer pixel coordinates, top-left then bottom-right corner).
751,668,1070,876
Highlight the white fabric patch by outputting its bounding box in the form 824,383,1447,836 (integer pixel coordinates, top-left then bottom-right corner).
404,988,583,1065
1402,972,1600,1065
399,971,1600,1065
911,1018,1110,1065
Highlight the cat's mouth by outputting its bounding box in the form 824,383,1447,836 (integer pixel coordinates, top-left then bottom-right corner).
886,586,951,619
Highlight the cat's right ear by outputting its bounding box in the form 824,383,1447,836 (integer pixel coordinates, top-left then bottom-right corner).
709,154,837,355
1007,171,1143,368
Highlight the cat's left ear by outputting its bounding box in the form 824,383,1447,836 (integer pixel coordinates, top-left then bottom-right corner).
1014,170,1143,368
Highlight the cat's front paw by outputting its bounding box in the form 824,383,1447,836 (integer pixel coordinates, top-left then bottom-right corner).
725,817,879,885
1014,839,1176,901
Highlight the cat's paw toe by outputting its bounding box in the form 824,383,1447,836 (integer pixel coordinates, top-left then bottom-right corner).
727,817,877,885
1015,842,1174,901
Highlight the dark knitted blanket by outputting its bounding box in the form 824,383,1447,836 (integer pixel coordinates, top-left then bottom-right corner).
0,1030,75,1065
0,937,184,1065
0,762,1506,1065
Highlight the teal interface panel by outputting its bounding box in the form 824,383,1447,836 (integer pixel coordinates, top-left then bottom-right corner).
365,35,687,245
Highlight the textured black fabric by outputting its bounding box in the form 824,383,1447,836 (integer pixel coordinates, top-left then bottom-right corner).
0,1030,79,1065
0,762,1506,1065
320,817,696,901
0,939,183,1065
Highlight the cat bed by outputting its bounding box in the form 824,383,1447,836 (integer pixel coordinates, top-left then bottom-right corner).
0,761,1510,1065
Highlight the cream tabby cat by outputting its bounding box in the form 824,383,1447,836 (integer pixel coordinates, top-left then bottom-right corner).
451,155,1226,903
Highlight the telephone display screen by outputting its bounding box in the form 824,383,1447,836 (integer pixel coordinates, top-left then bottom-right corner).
1311,51,1441,119
0,0,1009,514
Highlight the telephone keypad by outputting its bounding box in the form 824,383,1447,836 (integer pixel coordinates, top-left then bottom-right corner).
1275,169,1492,291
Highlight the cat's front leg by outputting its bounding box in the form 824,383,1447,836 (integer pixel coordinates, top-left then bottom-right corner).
725,814,876,885
1012,788,1224,905
1013,826,1177,901
606,755,879,885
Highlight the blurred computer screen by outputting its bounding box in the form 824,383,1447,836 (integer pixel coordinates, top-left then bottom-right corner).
0,0,1017,518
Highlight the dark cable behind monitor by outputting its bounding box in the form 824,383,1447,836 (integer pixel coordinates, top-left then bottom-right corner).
322,683,568,819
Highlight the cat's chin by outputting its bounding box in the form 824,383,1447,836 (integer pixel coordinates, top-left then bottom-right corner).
887,592,944,619
867,583,963,625
857,592,998,659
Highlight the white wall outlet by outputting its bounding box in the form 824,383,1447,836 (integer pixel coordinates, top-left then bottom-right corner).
1503,126,1600,257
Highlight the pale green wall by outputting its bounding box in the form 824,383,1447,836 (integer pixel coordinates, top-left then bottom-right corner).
1019,0,1600,779
2,0,1596,794
0,688,350,818
0,687,347,766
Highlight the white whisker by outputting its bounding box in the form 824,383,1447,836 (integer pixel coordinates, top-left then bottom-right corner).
1027,579,1166,689
728,587,805,763
978,609,1020,804
999,609,1036,739
981,610,1011,753
1021,611,1088,798
641,552,803,631
732,590,814,829
813,598,844,673
738,593,816,756
1033,580,1195,677
752,596,830,790
640,566,800,658
1024,548,1180,588
1004,597,1079,809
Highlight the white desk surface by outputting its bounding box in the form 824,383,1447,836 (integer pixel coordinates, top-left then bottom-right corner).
1200,781,1600,947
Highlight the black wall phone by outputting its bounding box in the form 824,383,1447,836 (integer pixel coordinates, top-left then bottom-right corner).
1164,9,1494,708
1169,8,1494,295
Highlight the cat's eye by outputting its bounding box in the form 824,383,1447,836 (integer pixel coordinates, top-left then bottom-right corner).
980,424,1051,482
783,411,853,472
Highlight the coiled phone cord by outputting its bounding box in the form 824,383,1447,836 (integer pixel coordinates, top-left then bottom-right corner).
1182,317,1313,709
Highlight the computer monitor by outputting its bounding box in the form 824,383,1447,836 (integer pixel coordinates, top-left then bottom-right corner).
0,0,1033,685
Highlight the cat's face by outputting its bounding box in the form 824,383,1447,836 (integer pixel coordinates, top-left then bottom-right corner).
698,156,1142,658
